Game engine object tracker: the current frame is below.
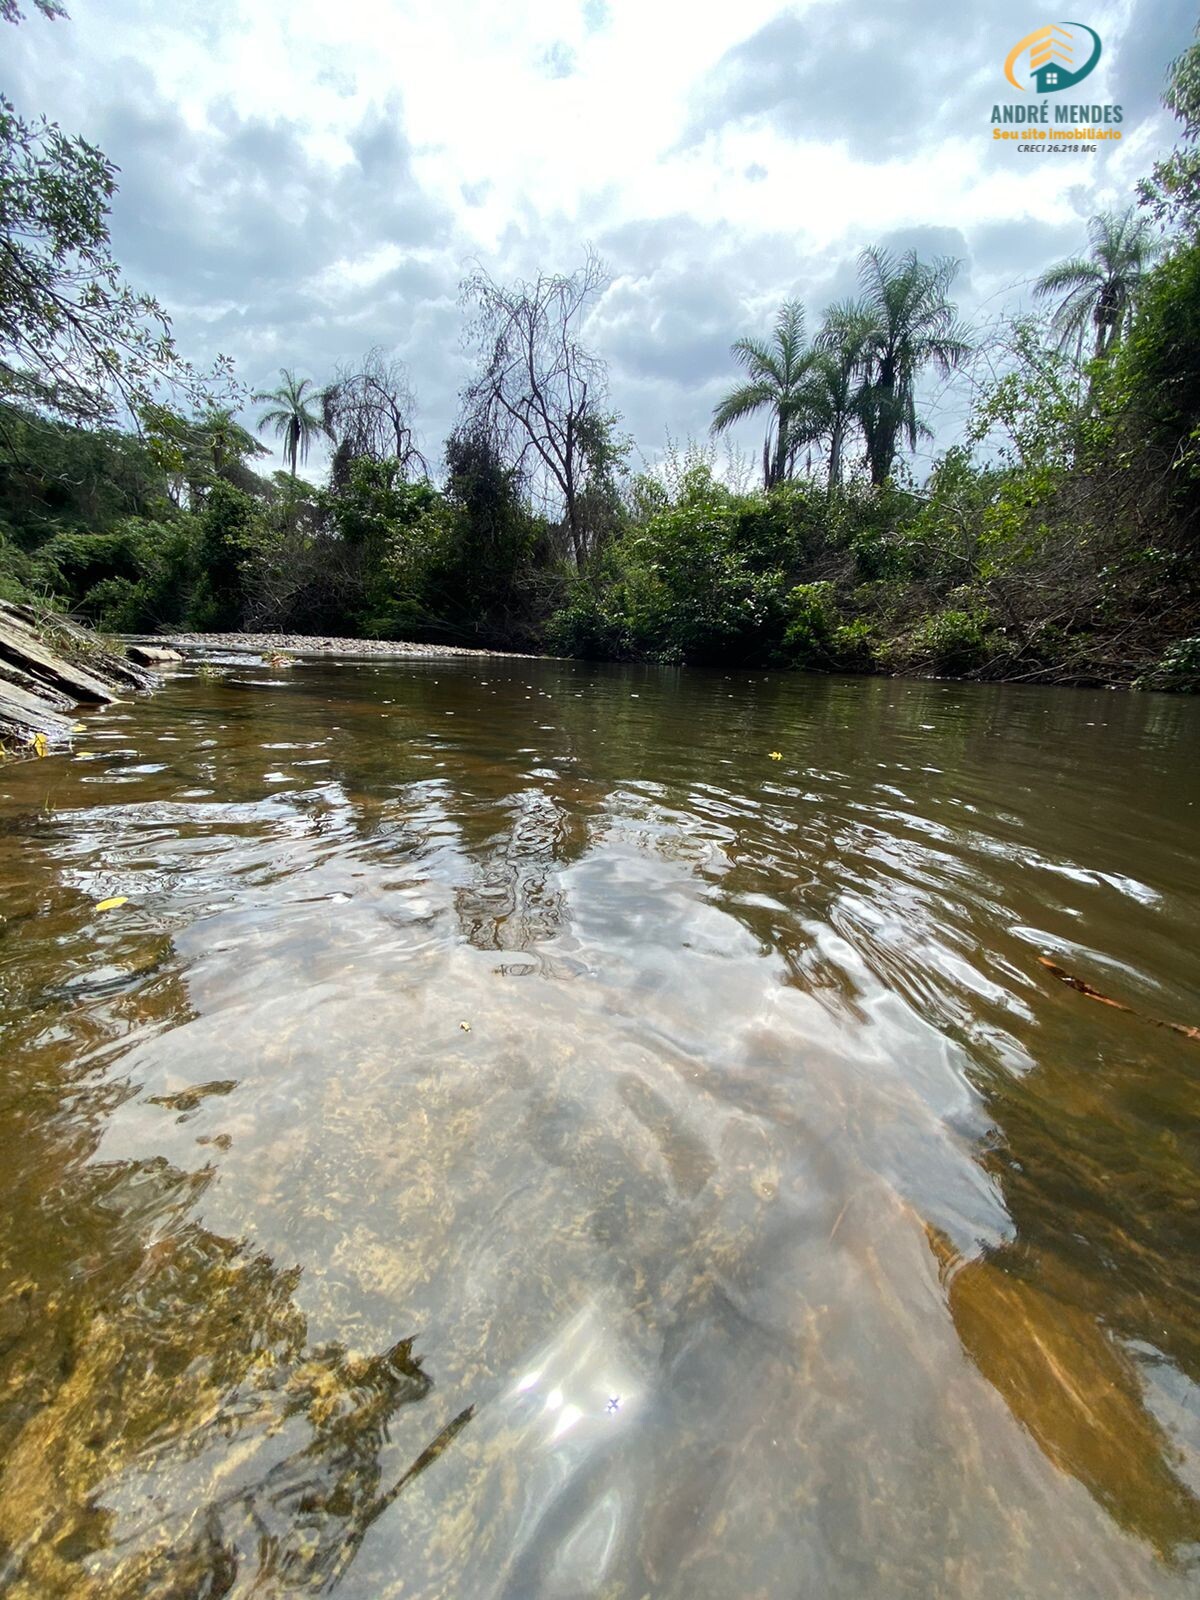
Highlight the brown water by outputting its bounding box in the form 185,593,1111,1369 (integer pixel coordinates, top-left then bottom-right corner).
0,654,1197,1599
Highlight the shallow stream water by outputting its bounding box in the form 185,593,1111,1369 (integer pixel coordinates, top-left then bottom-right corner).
0,655,1197,1598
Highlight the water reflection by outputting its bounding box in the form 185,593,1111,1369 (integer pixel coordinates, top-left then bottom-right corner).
0,1147,460,1597
0,656,1197,1596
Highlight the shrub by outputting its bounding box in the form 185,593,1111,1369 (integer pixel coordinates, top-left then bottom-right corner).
1107,239,1200,494
548,471,795,664
1135,635,1200,692
0,527,43,603
780,581,836,666
903,608,994,675
829,618,877,672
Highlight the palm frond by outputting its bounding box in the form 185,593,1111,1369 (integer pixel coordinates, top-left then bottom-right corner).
712,380,778,433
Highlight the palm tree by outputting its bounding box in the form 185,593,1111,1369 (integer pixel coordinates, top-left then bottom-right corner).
253,370,327,478
1034,208,1159,363
197,407,266,475
855,248,971,485
711,301,819,489
811,301,875,487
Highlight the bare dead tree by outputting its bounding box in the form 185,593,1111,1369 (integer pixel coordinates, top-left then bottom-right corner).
459,254,614,569
321,348,427,487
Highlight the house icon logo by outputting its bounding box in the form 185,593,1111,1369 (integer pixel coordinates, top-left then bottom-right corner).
1004,22,1102,92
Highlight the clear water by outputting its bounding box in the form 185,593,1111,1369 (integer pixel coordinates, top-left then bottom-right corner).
0,655,1197,1597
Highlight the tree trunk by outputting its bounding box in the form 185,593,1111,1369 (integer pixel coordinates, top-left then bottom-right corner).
829,417,845,488
773,408,790,488
869,372,896,485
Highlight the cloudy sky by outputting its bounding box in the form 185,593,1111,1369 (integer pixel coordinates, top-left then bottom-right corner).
5,0,1196,479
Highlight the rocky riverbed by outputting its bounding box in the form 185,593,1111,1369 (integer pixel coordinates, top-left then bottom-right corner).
159,631,540,660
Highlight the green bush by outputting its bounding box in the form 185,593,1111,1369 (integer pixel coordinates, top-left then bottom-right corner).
780,581,836,665
0,527,44,603
1135,635,1200,692
39,518,197,631
544,566,630,659
903,608,994,675
829,618,877,672
1107,239,1200,493
549,470,799,664
778,588,878,672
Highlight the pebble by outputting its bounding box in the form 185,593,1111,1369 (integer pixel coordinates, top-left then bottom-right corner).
161,632,543,661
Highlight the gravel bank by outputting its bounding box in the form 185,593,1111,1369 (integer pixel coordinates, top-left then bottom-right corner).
157,632,543,660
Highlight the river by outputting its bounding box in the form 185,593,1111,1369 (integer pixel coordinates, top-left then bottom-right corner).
0,654,1197,1598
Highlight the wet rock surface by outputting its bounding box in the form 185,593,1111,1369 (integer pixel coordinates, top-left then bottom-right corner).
0,603,157,753
126,644,184,667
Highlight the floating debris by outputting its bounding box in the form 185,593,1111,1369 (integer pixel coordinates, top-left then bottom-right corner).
1038,956,1200,1041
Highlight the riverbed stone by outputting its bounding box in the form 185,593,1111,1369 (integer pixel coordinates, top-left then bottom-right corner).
127,644,185,667
0,601,161,755
0,609,122,702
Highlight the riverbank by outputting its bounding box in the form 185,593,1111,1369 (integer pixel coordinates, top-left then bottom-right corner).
157,631,544,660
153,629,1194,691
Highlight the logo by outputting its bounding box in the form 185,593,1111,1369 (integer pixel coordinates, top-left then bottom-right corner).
1004,22,1102,93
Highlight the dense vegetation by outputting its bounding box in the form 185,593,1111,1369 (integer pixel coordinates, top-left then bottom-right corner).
2,8,1199,688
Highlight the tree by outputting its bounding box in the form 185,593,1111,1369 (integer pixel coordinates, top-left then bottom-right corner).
711,300,819,489
811,300,875,487
1106,238,1200,496
321,348,426,488
438,426,549,640
323,456,447,635
444,427,528,566
460,254,613,569
1,0,227,430
253,369,326,478
138,402,267,506
0,1,66,24
1034,209,1159,363
197,406,266,477
855,248,971,485
193,479,262,629
1138,28,1200,231
0,95,224,433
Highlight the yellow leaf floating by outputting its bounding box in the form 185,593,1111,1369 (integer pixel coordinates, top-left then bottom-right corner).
29,732,48,758
768,751,783,761
72,722,86,733
95,896,128,912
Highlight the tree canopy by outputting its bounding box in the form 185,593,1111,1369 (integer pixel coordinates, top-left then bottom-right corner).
1035,209,1159,362
712,300,819,489
253,370,326,479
